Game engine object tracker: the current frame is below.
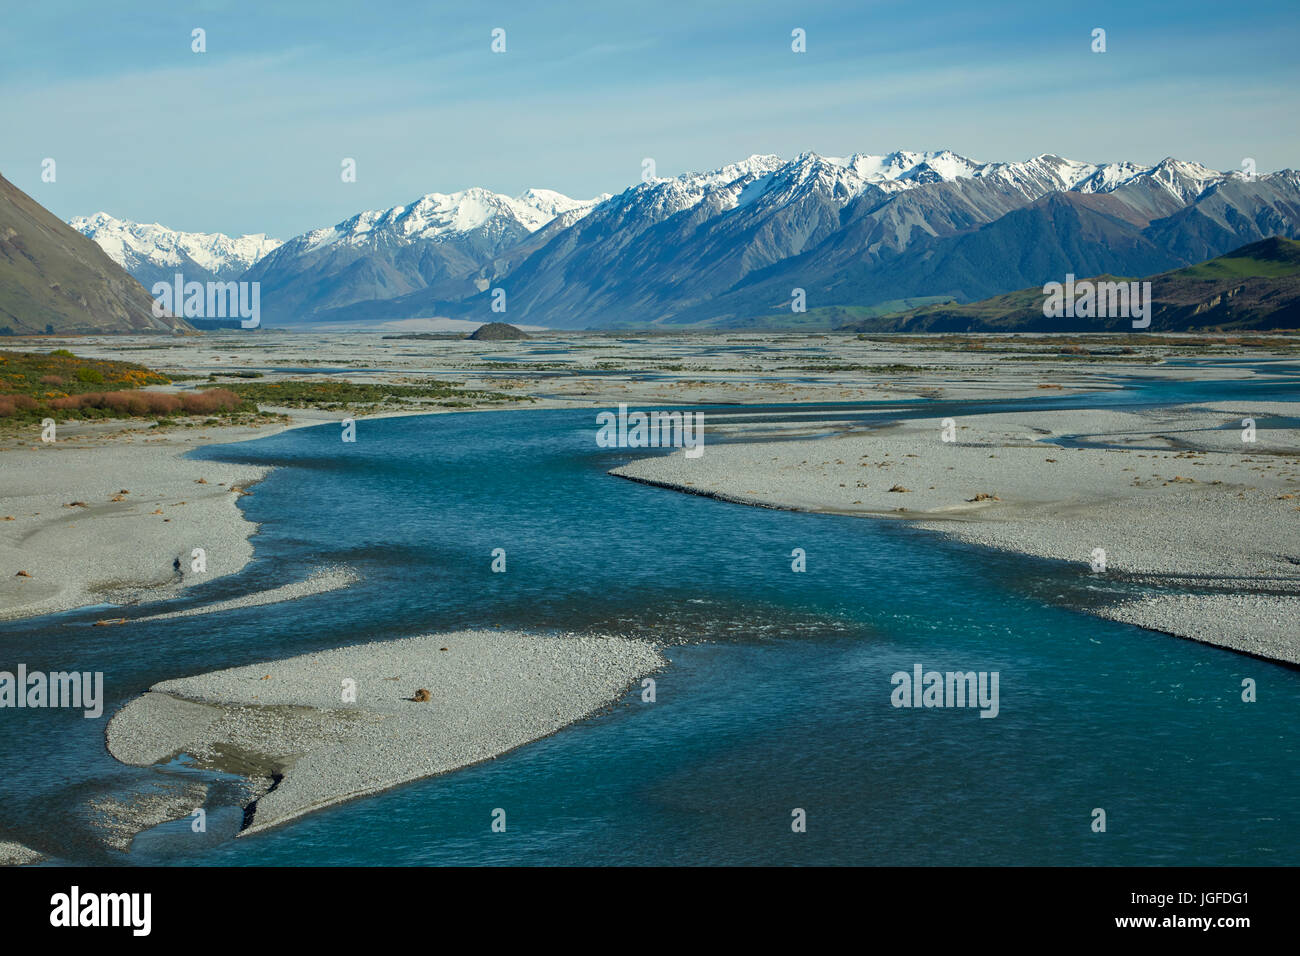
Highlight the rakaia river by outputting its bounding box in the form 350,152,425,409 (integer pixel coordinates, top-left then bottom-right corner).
1,368,1297,865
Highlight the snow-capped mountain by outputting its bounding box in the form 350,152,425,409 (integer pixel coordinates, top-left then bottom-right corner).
334,149,1291,330
154,149,1296,329
515,188,607,222
709,149,1230,205
291,187,605,254
542,149,1232,255
244,187,605,323
631,149,1228,210
69,212,281,287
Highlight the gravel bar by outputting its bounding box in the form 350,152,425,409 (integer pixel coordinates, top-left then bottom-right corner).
106,630,665,836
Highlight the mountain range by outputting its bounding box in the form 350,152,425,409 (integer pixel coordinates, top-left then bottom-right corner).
240,187,607,324
65,150,1300,331
70,213,282,287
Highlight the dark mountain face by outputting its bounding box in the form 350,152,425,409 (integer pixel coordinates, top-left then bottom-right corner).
0,174,189,334
664,173,1300,329
1142,173,1300,266
757,191,1184,310
836,236,1300,333
243,226,503,325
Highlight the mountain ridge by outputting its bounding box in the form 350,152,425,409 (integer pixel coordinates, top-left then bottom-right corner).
1,175,190,335
65,150,1300,330
69,212,282,287
357,150,1291,330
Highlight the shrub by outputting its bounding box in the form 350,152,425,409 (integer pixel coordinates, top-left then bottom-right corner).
180,388,240,414
0,395,36,417
75,368,105,384
43,387,242,418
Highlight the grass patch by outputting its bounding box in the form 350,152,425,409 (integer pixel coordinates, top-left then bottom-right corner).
204,378,528,411
0,349,218,423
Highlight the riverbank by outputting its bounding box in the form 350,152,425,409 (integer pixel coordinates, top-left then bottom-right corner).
0,421,278,621
0,404,513,622
106,630,664,836
612,401,1300,663
0,840,44,866
0,400,471,622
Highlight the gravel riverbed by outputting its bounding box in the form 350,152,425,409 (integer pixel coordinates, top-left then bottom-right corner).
106,630,665,836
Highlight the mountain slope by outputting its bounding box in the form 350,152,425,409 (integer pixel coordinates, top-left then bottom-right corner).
243,187,606,325
666,166,1300,328
836,236,1300,332
0,175,190,334
70,213,281,287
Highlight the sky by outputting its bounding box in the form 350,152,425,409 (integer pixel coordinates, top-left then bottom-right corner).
2,0,1298,240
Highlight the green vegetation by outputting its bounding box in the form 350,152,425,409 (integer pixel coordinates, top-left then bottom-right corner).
776,363,921,373
2,349,169,422
0,349,252,424
203,378,528,411
0,350,533,427
842,238,1300,333
852,332,1300,354
1179,237,1300,279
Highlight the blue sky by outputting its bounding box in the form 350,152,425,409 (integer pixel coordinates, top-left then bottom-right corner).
3,0,1297,239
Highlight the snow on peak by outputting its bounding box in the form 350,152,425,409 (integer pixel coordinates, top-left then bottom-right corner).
298,186,605,252
615,149,1235,225
69,212,282,277
1144,157,1224,202
516,187,611,219
824,150,984,186
76,152,1241,281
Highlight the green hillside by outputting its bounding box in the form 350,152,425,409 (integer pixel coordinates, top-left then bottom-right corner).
1177,236,1300,279
837,237,1300,333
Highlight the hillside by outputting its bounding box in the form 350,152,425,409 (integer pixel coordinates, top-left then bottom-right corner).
468,322,528,341
0,174,190,334
837,237,1300,332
